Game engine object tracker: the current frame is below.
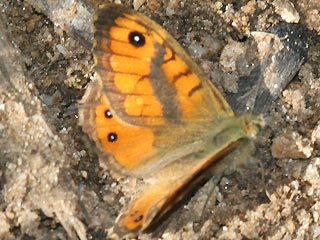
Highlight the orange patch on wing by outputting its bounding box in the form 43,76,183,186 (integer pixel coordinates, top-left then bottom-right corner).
110,55,150,75
114,74,153,94
163,47,173,61
121,186,168,230
115,17,147,33
124,95,162,117
109,26,133,41
175,73,205,118
95,95,154,170
174,72,201,96
110,39,155,59
161,55,208,119
161,55,189,83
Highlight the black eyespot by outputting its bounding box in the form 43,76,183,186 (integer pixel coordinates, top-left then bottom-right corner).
108,133,117,142
105,109,112,118
129,31,145,47
135,215,143,222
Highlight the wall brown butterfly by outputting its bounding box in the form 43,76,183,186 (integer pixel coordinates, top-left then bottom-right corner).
79,3,262,239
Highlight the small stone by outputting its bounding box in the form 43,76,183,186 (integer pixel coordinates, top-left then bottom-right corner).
133,0,146,10
26,14,41,33
312,122,320,144
5,211,14,220
0,212,10,237
273,0,300,23
219,40,247,73
271,132,313,159
81,170,87,179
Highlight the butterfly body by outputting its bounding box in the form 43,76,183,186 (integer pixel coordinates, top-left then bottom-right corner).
79,4,261,239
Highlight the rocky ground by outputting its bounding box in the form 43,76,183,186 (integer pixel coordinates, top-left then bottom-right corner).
0,0,320,239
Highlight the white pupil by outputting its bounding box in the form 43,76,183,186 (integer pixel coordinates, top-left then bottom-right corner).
134,35,140,42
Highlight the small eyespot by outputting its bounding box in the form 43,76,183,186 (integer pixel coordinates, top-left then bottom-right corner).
108,133,117,142
134,215,143,222
105,109,112,118
129,31,145,47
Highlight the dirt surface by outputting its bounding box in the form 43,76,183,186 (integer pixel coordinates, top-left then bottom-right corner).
0,0,320,239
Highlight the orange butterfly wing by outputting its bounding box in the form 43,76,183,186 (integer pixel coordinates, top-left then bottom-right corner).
79,4,261,239
108,119,258,238
80,4,234,177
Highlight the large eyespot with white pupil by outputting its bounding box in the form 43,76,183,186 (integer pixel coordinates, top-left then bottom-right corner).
129,31,145,47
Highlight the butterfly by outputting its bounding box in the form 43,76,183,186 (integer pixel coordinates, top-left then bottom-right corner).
79,3,262,239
